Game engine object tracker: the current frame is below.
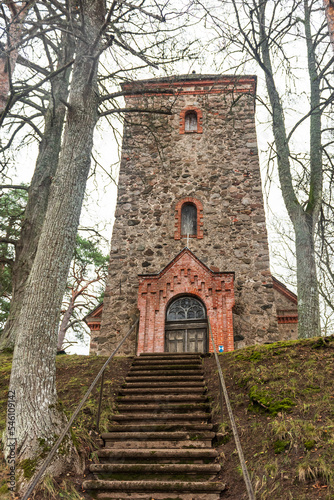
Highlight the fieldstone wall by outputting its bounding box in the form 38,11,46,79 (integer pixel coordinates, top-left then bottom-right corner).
95,74,282,356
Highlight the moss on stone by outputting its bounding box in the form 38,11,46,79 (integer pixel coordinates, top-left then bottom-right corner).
249,385,295,415
19,458,39,480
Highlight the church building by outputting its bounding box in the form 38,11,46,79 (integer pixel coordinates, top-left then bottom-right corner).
86,74,298,355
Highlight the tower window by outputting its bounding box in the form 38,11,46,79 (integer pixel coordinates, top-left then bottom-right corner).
179,107,203,134
185,111,198,132
174,197,204,240
181,203,197,236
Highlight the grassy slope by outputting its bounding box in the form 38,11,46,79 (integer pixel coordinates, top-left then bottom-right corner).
0,336,333,499
204,335,334,499
0,354,132,499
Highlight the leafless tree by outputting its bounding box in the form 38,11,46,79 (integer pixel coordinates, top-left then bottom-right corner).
198,0,334,338
1,0,197,490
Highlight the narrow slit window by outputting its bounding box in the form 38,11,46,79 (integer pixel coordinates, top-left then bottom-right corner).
181,203,197,236
185,111,198,132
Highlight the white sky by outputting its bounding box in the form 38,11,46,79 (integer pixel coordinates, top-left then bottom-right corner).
6,1,331,352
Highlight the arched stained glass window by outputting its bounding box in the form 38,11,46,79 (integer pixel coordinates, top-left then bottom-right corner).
181,203,197,236
167,297,206,321
185,111,198,132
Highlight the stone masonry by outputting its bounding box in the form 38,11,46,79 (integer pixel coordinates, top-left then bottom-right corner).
94,74,284,355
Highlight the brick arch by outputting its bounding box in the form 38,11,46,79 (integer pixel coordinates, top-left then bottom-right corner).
137,248,235,355
165,292,207,319
174,197,203,240
179,106,203,134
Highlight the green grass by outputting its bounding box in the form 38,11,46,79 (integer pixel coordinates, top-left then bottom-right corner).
204,334,334,499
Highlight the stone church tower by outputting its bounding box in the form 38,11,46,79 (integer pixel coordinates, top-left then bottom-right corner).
88,74,298,356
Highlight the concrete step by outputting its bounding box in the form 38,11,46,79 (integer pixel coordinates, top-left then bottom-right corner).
97,448,219,463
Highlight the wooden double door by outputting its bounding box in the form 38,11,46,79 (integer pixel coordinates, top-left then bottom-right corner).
165,296,208,353
165,320,208,353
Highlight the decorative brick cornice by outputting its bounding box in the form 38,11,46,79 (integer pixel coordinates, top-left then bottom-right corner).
277,315,298,324
174,197,204,240
272,276,297,304
179,106,203,134
121,75,257,98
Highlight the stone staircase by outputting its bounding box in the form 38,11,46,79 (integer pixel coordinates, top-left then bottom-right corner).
83,352,225,499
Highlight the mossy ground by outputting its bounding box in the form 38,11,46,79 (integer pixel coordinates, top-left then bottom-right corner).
0,336,333,499
204,335,334,499
0,353,131,499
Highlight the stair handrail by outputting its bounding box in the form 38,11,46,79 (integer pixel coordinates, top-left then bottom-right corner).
22,318,139,500
208,319,255,500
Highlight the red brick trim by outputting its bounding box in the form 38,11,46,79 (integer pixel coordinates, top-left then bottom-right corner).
137,248,235,354
174,197,203,240
272,276,297,304
277,315,298,324
122,76,257,97
179,106,203,134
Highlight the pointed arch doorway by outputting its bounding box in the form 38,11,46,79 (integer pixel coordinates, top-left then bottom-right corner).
165,296,208,353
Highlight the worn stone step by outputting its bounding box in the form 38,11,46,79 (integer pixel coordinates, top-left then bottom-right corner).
130,365,202,372
82,480,223,494
118,393,206,401
117,389,207,402
101,433,213,449
116,403,210,413
90,463,221,475
111,413,210,423
96,447,218,463
133,358,202,365
125,375,204,383
89,463,221,479
139,353,202,357
102,439,212,450
88,493,220,500
128,370,203,377
101,431,214,441
124,381,205,388
106,423,214,432
120,387,205,395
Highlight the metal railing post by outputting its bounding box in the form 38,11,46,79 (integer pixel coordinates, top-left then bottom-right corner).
96,370,105,433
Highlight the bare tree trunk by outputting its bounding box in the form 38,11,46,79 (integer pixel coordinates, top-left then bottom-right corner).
257,0,322,338
295,213,320,337
5,0,104,486
0,34,74,351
